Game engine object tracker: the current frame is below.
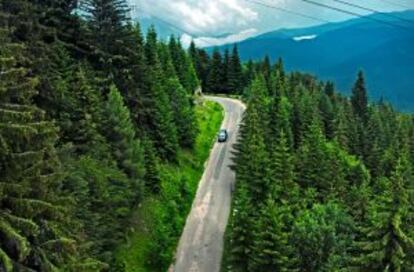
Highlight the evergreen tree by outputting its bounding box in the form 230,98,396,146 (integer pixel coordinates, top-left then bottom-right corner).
227,44,243,94
268,131,299,204
166,78,198,148
351,71,369,121
354,155,414,271
293,203,354,272
228,183,254,271
0,27,83,271
144,27,179,161
223,48,230,94
82,0,131,76
250,199,297,272
207,48,224,93
103,85,146,204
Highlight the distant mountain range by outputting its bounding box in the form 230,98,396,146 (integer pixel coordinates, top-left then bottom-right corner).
216,10,414,111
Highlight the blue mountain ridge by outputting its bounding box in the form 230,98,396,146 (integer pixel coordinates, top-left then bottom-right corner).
216,10,414,111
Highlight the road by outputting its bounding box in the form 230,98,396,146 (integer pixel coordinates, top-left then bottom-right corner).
171,96,245,272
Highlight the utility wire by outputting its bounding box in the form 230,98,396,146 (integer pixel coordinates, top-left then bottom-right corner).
376,0,413,10
331,0,414,24
245,0,330,23
302,0,411,31
131,5,217,47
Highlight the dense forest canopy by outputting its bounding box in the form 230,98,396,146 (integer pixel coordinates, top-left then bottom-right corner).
222,56,414,271
0,0,201,270
1,0,413,271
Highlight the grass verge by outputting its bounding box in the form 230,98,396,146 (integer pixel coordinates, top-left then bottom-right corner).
115,100,224,271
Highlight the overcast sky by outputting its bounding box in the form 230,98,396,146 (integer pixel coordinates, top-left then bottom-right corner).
128,0,414,46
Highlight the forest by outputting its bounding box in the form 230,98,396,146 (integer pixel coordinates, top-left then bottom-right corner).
0,0,221,270
222,57,414,271
2,0,413,271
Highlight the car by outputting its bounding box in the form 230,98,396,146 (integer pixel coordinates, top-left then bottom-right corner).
218,129,228,142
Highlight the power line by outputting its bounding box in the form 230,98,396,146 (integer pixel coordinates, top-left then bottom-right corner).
130,5,217,47
302,0,411,31
331,0,414,25
245,0,330,23
376,0,413,10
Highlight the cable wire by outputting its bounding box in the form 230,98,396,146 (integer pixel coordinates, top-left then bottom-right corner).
245,0,330,23
302,0,411,31
331,0,414,24
376,0,413,10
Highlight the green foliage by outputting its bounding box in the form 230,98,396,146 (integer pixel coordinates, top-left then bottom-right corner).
114,101,224,271
354,155,414,271
0,26,83,271
224,55,414,272
103,85,146,203
293,203,354,271
250,200,297,272
1,2,207,269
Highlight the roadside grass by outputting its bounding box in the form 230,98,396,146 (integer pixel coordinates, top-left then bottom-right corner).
115,100,224,271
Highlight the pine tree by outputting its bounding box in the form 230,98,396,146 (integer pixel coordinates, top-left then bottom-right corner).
0,26,83,271
293,203,354,271
207,48,224,93
351,71,369,121
103,85,146,204
269,96,294,150
164,77,198,148
227,44,243,94
250,199,297,272
183,55,200,94
268,131,299,204
143,138,162,193
144,27,179,161
354,155,414,271
228,183,254,271
82,0,131,75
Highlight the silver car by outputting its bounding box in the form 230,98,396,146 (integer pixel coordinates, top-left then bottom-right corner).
218,129,228,142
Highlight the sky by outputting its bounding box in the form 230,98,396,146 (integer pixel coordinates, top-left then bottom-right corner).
128,0,414,46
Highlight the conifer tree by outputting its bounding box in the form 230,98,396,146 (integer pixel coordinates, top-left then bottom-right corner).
103,85,146,203
268,131,299,204
227,44,243,94
144,27,179,161
0,26,82,271
83,0,131,75
354,155,414,271
207,48,224,93
351,71,369,121
293,203,354,271
165,77,198,148
228,183,254,271
250,199,297,272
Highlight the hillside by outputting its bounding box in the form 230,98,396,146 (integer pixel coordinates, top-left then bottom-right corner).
216,10,414,110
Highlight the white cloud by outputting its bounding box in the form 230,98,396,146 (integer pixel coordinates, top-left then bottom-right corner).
293,34,317,41
131,0,258,36
181,28,258,48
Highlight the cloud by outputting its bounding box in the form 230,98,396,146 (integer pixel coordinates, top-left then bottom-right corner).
181,28,258,47
131,0,258,36
293,34,317,41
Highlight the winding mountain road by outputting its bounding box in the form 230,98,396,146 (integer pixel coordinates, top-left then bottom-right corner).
171,96,245,272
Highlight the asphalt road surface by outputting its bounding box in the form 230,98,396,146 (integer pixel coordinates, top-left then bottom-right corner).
171,96,245,272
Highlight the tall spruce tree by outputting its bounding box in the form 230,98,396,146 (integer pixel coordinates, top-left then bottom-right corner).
144,26,179,161
0,26,83,271
250,199,297,272
103,85,146,204
354,155,414,271
227,44,243,94
207,48,224,93
351,71,369,121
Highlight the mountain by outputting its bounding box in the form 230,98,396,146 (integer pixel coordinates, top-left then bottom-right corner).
217,10,414,111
